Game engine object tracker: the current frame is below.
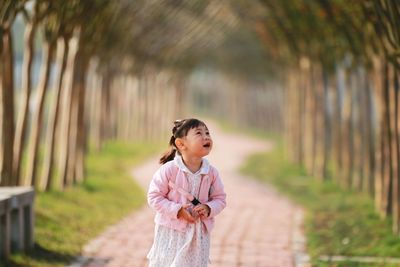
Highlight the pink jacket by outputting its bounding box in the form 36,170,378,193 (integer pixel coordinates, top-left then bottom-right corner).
147,156,226,233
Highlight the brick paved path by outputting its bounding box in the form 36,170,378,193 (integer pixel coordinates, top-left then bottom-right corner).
74,123,308,267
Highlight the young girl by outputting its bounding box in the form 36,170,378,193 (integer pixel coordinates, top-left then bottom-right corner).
147,118,226,267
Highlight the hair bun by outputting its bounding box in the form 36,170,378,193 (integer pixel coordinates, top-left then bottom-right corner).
172,119,186,135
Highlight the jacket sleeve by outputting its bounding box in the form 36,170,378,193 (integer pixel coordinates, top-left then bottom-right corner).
205,168,226,218
147,166,182,219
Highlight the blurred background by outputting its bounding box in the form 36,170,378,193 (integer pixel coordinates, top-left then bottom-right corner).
1,0,400,266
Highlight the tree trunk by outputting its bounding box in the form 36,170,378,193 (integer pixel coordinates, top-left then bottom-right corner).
175,75,185,118
65,61,80,185
13,21,37,185
99,69,111,147
310,64,318,177
91,67,102,151
130,76,140,140
298,68,305,165
143,73,149,140
58,33,80,189
137,74,145,139
0,28,15,186
125,78,134,141
382,61,393,216
356,67,366,191
347,70,356,189
73,55,90,183
392,69,399,234
335,63,345,185
322,68,331,180
365,71,376,197
25,40,55,188
0,58,2,178
40,36,69,191
374,58,385,216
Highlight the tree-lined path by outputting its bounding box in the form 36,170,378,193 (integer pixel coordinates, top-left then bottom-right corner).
75,122,308,267
4,1,400,266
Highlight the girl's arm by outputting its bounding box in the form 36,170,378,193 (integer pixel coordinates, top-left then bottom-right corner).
147,168,182,219
205,168,226,218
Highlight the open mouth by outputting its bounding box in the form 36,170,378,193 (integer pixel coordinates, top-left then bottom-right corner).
203,143,211,148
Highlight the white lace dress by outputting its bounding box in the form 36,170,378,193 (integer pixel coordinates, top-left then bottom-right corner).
147,157,210,267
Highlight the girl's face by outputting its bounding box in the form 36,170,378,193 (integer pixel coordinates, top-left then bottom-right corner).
177,125,213,158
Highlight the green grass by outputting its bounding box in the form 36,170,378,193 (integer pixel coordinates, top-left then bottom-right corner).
240,138,400,267
217,119,281,141
7,141,161,267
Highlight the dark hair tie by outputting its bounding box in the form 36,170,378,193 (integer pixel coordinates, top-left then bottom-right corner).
172,119,185,137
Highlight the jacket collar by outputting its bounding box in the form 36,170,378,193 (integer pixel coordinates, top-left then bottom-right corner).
174,155,210,175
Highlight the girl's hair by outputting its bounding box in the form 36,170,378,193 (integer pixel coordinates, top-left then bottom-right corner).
159,118,208,164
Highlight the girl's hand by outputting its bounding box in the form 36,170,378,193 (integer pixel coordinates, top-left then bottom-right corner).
193,204,210,218
177,204,196,223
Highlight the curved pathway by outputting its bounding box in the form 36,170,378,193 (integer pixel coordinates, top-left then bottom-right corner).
75,122,308,267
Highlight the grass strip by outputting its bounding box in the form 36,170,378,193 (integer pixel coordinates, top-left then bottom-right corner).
7,141,160,267
240,139,400,267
